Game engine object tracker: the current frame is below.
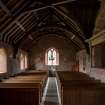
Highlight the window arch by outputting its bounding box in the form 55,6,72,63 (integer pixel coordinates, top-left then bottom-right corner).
0,48,7,73
19,50,28,70
45,48,59,66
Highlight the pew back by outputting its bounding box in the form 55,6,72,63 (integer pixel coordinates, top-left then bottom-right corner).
0,70,48,105
56,71,105,105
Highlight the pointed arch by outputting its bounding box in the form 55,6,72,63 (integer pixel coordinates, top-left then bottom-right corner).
45,48,59,66
0,48,7,73
19,50,28,70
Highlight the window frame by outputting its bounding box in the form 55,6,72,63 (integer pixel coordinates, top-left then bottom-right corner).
0,48,7,74
45,48,59,66
19,50,28,70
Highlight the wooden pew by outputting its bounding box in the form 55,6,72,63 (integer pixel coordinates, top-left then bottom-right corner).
56,71,105,105
57,71,95,80
0,83,40,105
14,70,48,94
14,70,47,76
0,70,48,105
11,73,47,99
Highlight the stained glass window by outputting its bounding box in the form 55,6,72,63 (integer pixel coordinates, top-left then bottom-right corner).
46,48,59,65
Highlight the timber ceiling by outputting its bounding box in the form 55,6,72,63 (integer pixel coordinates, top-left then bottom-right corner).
0,0,103,51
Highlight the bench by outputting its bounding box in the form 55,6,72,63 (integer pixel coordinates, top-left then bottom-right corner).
0,70,48,105
56,71,105,105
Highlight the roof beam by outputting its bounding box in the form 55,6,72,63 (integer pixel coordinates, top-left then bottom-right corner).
6,13,32,43
0,0,11,16
0,0,76,33
23,6,50,14
23,0,76,14
1,0,76,38
15,20,25,32
0,0,25,34
14,13,50,47
51,6,85,38
52,0,76,6
51,6,89,53
1,5,51,41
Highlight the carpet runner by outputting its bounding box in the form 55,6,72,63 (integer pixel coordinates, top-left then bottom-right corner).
44,77,59,105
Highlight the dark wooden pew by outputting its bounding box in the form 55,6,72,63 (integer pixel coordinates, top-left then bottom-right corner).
10,73,48,99
13,70,48,94
14,70,47,76
57,71,95,80
56,71,105,105
0,70,48,105
0,83,40,105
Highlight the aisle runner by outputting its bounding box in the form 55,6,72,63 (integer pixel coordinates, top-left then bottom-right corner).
44,77,59,105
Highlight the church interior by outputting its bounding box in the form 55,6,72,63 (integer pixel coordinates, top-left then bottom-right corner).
0,0,105,105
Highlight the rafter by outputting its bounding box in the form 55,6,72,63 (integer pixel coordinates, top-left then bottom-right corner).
15,20,25,31
1,5,51,42
6,13,31,43
23,0,76,14
0,0,89,53
51,7,89,53
0,0,11,16
51,6,85,38
14,12,50,47
0,0,76,38
0,0,25,35
52,0,76,6
23,6,50,14
51,6,86,39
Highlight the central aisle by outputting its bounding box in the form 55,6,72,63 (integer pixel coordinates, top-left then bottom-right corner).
44,77,59,105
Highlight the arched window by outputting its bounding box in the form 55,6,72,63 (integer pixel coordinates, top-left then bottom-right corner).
20,53,24,70
0,48,7,73
20,51,28,70
45,48,59,66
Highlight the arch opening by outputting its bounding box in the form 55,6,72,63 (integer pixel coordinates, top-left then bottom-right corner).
45,48,59,66
0,48,7,73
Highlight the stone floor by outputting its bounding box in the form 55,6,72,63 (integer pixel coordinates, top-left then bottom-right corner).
44,77,59,105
